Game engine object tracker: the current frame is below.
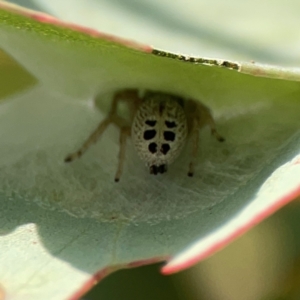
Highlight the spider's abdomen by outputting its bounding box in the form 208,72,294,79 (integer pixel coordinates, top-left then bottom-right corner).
131,93,188,174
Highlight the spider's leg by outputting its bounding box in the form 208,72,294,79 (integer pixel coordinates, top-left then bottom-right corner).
111,89,141,181
186,99,225,176
114,126,131,182
111,89,142,121
194,101,225,142
64,117,112,162
188,118,199,177
65,89,142,181
65,89,141,163
205,112,225,142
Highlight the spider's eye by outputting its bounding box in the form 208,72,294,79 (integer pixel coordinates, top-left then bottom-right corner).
165,121,177,128
163,131,175,141
148,142,157,153
144,130,156,140
145,120,157,127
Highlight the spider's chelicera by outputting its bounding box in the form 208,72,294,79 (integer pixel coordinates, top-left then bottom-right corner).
65,89,224,182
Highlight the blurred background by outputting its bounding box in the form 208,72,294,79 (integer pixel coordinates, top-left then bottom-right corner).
6,0,300,66
4,1,300,299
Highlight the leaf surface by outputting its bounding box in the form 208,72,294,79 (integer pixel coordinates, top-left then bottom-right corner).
0,2,299,299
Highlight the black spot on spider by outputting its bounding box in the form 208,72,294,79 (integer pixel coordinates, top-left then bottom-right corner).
164,131,175,141
161,144,170,155
165,121,177,128
150,165,158,175
148,142,157,153
143,130,156,140
145,120,157,127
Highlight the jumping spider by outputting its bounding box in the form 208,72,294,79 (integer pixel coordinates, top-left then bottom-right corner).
65,89,224,182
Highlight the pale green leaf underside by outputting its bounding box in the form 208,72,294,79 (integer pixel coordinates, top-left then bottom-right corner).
0,4,299,300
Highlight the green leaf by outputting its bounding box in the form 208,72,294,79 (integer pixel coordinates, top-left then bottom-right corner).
0,49,36,101
0,2,299,299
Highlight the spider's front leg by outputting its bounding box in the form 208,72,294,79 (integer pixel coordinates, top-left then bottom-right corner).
64,89,141,181
187,99,225,177
114,126,131,182
188,118,199,177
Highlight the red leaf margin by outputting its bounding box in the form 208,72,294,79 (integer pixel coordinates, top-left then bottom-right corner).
68,256,167,300
0,1,152,53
